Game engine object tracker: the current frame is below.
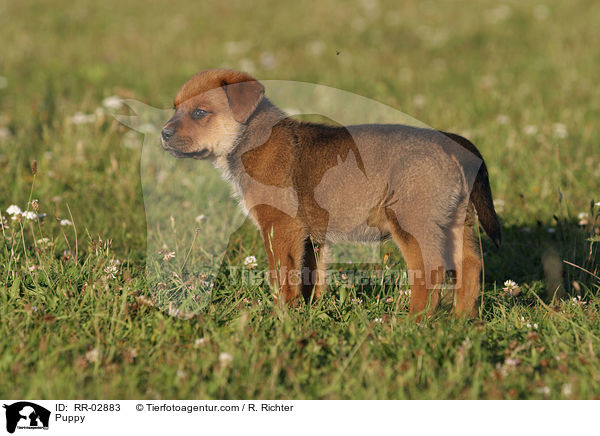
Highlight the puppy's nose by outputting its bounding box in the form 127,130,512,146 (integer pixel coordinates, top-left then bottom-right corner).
161,127,175,141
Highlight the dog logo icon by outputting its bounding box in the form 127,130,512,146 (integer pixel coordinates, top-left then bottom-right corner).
3,402,50,433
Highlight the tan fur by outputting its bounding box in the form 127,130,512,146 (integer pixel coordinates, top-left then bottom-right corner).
162,69,500,320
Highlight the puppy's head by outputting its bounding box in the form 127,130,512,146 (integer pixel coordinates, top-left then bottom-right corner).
161,69,264,159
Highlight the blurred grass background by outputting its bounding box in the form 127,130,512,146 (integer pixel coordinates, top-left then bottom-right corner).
1,0,599,399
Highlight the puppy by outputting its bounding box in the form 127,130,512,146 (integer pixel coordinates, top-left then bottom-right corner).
161,69,501,318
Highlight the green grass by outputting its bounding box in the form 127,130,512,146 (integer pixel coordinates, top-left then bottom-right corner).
1,0,599,399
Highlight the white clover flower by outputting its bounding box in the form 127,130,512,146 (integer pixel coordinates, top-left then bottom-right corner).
102,96,123,110
571,295,587,306
37,237,53,248
523,124,538,136
552,123,568,139
243,255,258,269
22,211,38,221
104,263,119,279
60,219,73,226
6,205,22,216
503,279,520,296
85,347,100,363
219,352,234,365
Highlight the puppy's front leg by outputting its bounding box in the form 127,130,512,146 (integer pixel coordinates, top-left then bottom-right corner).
255,207,307,304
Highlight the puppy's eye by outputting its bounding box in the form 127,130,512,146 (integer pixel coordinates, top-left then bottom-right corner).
191,109,208,120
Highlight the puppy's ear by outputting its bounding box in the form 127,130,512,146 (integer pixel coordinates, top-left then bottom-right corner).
221,72,265,123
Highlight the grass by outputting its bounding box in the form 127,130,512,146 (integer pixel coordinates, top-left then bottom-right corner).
1,0,599,399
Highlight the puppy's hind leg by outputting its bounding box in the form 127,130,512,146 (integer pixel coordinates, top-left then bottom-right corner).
453,207,482,318
386,213,442,321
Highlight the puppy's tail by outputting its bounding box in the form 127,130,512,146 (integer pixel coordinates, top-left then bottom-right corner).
442,131,502,248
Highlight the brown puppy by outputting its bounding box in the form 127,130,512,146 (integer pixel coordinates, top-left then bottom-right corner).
161,69,501,319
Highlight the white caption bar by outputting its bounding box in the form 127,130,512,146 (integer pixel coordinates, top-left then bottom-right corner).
0,400,595,435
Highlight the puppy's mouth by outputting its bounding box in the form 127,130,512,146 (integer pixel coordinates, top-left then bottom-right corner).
162,144,211,160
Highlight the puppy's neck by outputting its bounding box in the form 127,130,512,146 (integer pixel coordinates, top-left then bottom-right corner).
214,98,290,183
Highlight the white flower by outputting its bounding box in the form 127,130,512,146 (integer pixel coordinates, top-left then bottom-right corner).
219,352,233,365
163,251,176,261
102,96,123,110
22,211,38,221
104,263,119,279
552,123,568,139
195,214,206,223
6,205,22,216
373,317,383,323
577,212,589,226
70,112,96,125
85,347,100,363
523,124,538,136
37,237,53,248
60,219,73,226
243,255,258,269
503,280,520,296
